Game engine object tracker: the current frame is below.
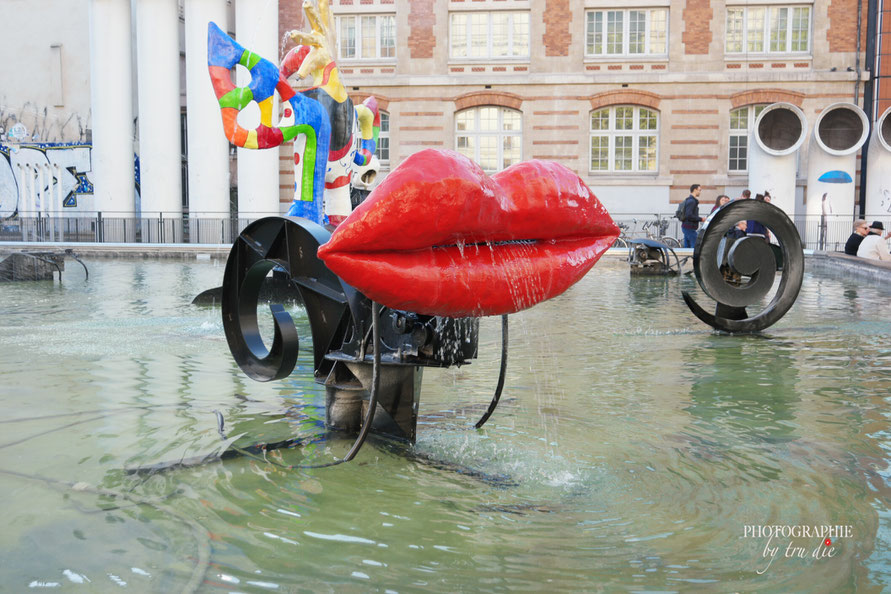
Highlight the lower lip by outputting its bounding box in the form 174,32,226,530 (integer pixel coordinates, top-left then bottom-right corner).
321,236,614,317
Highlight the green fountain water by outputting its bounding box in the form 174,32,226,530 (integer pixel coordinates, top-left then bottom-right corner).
0,258,889,591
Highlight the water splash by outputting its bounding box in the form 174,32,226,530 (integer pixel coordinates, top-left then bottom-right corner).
280,32,292,64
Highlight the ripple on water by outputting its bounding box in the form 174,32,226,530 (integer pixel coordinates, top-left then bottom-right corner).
1,259,890,591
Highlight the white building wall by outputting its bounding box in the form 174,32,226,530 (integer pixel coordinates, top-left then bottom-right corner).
184,0,230,221
89,0,136,222
0,0,92,144
137,0,183,230
235,0,280,218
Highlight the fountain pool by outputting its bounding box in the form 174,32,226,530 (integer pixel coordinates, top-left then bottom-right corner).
0,257,889,591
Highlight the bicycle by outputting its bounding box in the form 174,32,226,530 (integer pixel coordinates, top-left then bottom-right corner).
641,215,681,248
611,221,631,249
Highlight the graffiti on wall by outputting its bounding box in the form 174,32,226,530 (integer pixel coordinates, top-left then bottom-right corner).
0,101,90,145
0,143,142,218
0,143,95,217
0,144,92,214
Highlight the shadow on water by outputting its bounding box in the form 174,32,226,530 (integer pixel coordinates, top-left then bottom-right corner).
115,396,520,490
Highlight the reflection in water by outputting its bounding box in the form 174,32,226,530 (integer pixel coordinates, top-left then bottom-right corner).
684,337,800,446
626,274,675,309
0,259,889,590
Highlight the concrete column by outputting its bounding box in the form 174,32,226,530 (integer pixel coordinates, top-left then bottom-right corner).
89,0,136,220
747,103,807,217
866,107,891,217
136,0,183,241
185,0,230,229
805,103,869,219
235,0,280,219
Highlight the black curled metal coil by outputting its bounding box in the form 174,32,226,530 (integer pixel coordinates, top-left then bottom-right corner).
682,199,804,333
221,217,364,382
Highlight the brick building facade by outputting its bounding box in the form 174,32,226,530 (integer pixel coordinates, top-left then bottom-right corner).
277,0,873,215
2,1,881,224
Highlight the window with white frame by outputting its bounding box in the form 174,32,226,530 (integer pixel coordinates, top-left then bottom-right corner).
376,111,389,166
455,107,522,172
725,6,811,54
337,14,396,60
450,12,530,59
589,106,659,173
728,105,767,172
585,9,667,57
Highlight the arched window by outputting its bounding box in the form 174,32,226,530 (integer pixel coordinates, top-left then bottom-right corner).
729,105,767,172
589,106,658,173
376,111,389,167
455,106,522,171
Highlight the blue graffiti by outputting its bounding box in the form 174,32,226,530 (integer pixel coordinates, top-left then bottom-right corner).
0,143,139,216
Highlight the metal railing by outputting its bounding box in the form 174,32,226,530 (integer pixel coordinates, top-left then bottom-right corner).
0,212,261,245
1,210,889,250
610,212,891,252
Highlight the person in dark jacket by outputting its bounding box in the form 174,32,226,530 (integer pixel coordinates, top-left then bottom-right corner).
721,221,748,285
726,220,747,240
844,219,870,255
746,193,771,241
681,184,704,248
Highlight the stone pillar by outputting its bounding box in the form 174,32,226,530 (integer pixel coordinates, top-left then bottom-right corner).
136,0,183,242
747,103,807,217
185,0,230,240
866,107,891,216
805,103,869,220
235,0,280,219
89,0,135,239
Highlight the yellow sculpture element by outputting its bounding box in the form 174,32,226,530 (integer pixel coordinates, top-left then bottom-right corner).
354,104,375,140
287,0,347,103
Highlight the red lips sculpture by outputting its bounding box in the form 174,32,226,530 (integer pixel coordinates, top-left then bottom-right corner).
317,149,619,318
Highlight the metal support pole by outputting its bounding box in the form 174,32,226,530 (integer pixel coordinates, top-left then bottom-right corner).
859,0,880,217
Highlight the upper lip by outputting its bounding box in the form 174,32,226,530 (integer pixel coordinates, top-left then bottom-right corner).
317,149,619,317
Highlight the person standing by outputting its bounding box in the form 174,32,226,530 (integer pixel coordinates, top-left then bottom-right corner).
681,184,705,248
856,221,891,261
844,219,869,255
720,220,748,284
711,194,730,213
746,193,771,242
819,193,833,251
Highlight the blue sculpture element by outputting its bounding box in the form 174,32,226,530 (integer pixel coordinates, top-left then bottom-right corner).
207,22,332,225
817,170,854,184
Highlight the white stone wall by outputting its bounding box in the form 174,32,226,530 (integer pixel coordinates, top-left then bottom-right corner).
0,0,92,143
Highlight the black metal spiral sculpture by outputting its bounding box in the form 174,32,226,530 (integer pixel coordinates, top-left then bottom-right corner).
682,200,804,333
220,217,366,383
216,216,510,465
